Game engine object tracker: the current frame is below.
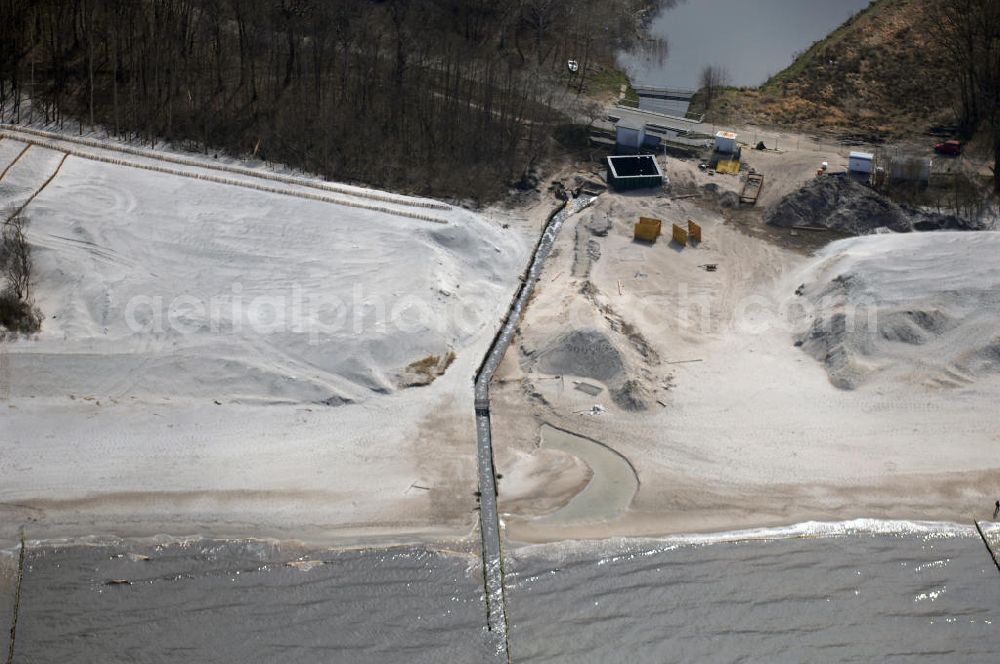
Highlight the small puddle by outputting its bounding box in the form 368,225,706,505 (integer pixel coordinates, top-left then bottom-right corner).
536,424,638,524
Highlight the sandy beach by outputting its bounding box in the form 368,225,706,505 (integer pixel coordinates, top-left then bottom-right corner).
0,127,535,550
2,124,999,554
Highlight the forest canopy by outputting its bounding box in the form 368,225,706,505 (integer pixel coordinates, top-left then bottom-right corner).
0,0,652,200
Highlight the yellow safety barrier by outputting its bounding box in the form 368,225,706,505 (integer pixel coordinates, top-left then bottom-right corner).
688,219,702,243
634,216,662,242
672,223,688,246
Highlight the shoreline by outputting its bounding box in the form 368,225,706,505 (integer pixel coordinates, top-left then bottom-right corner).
4,121,998,585
2,516,987,563
504,501,998,548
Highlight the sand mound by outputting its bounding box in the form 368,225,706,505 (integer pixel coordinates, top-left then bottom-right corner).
700,183,740,209
794,232,1000,388
766,176,977,234
611,379,652,411
531,329,625,383
527,328,655,411
2,142,524,404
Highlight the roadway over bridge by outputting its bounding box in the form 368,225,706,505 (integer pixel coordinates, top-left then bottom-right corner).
595,103,716,151
632,85,697,118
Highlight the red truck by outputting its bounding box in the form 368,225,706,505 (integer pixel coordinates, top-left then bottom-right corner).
934,139,962,156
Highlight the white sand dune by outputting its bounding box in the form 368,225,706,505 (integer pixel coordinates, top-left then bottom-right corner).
0,133,527,546
796,231,1000,389
3,140,521,403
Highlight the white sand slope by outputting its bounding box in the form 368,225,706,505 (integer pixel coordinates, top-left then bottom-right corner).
0,132,527,545
796,232,1000,389
2,140,521,403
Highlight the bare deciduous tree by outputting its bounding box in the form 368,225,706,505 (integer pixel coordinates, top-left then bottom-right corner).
933,0,1000,191
698,64,730,112
2,214,32,302
0,0,654,200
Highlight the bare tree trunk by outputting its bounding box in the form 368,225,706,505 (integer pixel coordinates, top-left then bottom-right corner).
86,0,95,128
993,127,1000,193
28,26,34,124
699,64,729,112
113,31,119,137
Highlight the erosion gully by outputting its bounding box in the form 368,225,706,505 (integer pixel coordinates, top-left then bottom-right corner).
473,195,596,660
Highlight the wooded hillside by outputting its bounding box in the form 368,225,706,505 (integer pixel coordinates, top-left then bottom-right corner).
709,0,954,136
706,0,999,190
0,0,650,200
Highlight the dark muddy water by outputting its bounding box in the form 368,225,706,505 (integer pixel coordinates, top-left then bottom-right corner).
7,523,999,663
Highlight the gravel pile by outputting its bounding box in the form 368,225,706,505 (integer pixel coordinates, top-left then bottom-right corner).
766,176,979,234
532,329,625,383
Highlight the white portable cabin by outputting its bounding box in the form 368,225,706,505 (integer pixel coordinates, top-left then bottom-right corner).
615,119,646,154
848,151,874,174
714,131,737,154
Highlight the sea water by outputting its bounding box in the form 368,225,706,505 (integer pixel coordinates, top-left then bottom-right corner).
6,522,999,663
507,523,998,663
7,541,492,663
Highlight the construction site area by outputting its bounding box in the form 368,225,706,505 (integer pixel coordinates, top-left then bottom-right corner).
5,0,1000,659
2,100,999,664
491,112,1000,544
